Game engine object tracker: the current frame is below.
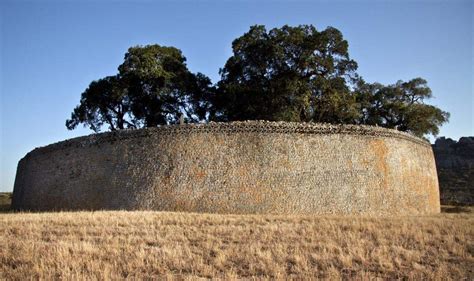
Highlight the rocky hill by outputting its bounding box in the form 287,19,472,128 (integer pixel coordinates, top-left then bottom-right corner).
433,137,474,205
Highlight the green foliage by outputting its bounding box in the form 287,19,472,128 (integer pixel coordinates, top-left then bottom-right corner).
354,78,450,137
212,24,448,137
67,45,213,132
67,25,449,138
66,76,135,131
213,25,359,123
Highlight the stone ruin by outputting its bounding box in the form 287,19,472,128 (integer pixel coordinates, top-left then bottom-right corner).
12,121,440,215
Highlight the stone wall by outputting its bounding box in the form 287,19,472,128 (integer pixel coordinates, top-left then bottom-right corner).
12,121,440,215
432,137,474,205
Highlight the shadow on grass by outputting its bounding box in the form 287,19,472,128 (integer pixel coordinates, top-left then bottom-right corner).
441,205,473,213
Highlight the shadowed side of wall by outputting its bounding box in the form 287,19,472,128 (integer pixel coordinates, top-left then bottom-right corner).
432,137,474,205
11,122,440,215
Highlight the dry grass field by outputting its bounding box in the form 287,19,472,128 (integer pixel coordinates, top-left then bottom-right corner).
0,195,473,280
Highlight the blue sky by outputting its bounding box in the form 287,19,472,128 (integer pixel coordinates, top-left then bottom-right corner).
1,0,472,192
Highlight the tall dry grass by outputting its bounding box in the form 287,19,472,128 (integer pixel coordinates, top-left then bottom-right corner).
1,207,473,280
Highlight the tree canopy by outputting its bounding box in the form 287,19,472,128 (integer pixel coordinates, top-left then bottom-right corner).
66,45,213,132
67,25,449,138
354,78,449,137
213,25,359,123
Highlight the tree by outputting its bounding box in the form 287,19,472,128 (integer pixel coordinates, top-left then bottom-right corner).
66,45,213,132
213,24,448,138
66,76,137,132
118,45,213,127
354,78,450,137
213,24,360,123
67,26,449,138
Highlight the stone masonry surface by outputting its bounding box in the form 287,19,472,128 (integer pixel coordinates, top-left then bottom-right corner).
432,137,474,205
12,121,440,215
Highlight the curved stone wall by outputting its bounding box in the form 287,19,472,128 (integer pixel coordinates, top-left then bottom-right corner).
12,121,440,215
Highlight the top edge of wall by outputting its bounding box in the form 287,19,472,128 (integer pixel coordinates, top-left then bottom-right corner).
23,121,431,159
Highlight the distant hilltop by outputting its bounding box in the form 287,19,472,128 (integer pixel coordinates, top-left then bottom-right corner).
432,137,474,205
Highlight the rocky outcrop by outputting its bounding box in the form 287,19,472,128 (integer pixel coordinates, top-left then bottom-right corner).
433,137,474,205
